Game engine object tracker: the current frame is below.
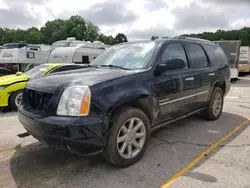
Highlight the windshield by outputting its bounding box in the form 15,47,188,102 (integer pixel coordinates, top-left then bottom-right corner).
3,43,19,49
23,65,51,78
90,42,158,70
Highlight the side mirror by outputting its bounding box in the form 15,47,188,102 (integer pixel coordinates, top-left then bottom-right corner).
15,71,23,76
155,58,186,74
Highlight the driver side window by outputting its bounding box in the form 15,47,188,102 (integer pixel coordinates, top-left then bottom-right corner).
162,43,188,69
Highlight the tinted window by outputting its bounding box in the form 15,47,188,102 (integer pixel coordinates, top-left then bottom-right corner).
162,43,188,69
205,44,228,68
186,43,208,69
49,65,83,74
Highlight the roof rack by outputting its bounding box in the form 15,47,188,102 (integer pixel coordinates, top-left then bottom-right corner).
175,36,212,43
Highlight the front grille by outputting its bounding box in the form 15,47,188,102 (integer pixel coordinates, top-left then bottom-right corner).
22,88,53,116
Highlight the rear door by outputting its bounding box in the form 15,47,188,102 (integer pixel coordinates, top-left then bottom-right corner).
184,42,214,109
153,42,196,123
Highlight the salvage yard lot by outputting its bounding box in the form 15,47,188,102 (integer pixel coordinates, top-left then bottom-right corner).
1,75,250,188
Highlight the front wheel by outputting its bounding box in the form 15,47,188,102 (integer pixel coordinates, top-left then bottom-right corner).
200,87,224,120
103,107,150,167
10,90,23,110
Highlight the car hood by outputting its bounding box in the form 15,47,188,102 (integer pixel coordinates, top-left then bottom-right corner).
26,68,139,92
0,74,30,86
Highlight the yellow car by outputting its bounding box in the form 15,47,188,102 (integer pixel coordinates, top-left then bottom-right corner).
0,63,84,110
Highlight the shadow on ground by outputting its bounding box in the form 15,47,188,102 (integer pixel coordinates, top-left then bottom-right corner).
8,112,248,188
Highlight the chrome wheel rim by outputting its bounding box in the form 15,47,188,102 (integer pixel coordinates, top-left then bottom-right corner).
117,117,146,159
213,92,222,116
15,93,22,107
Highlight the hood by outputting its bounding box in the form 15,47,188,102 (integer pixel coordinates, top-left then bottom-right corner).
26,68,138,92
0,74,30,86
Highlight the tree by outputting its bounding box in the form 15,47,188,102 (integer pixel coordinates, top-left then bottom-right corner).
98,34,115,45
151,36,159,40
114,33,128,44
85,21,99,42
40,19,67,44
66,15,87,40
27,27,40,44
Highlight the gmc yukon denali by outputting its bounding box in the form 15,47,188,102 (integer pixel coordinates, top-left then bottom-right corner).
18,37,231,167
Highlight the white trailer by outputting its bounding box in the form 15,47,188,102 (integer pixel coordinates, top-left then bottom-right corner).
0,39,109,72
0,44,52,71
239,46,250,73
48,42,107,64
213,40,241,80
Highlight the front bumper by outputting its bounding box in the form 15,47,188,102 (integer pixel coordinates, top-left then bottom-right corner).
18,106,108,155
0,90,9,107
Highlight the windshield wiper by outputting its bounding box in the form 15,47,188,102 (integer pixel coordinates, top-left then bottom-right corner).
99,64,131,70
87,64,99,68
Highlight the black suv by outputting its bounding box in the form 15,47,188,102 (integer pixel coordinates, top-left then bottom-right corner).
18,37,230,167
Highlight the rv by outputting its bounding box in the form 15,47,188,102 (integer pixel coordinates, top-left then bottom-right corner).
213,40,241,80
0,40,109,73
3,42,28,49
48,41,108,64
0,44,52,72
239,46,250,73
51,37,110,49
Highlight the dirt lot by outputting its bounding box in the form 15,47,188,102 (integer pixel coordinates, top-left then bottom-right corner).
1,75,250,188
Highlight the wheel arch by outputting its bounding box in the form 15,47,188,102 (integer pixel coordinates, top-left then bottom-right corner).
107,95,158,130
213,81,226,95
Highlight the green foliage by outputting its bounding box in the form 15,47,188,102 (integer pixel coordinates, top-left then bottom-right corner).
151,36,159,40
114,33,128,44
181,27,250,46
85,21,99,42
0,15,128,46
98,34,115,45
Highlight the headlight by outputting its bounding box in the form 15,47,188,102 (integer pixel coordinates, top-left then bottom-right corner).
0,86,6,90
57,86,91,116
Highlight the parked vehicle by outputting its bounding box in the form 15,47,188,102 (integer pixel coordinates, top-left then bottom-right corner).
0,63,85,110
0,44,51,65
18,37,230,167
0,63,17,76
239,46,250,73
48,42,107,64
0,41,108,72
3,42,28,49
51,37,110,50
213,40,241,80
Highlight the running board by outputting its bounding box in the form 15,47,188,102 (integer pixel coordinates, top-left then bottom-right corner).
152,108,205,131
17,132,30,138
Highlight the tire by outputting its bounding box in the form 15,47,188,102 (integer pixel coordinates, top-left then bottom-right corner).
10,90,23,110
200,87,224,120
103,107,151,167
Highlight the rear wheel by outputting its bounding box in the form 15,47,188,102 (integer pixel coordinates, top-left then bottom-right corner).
200,87,224,120
103,107,150,167
10,90,23,110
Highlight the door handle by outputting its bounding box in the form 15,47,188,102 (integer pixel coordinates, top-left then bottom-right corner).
185,77,194,81
208,73,215,76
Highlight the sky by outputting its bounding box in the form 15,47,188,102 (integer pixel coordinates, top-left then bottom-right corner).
0,0,250,40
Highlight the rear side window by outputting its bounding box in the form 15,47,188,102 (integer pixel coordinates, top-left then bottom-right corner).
49,65,82,74
162,43,188,69
186,43,208,69
205,45,228,68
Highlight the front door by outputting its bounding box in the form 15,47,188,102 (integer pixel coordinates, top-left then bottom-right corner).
153,42,196,123
184,43,214,109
